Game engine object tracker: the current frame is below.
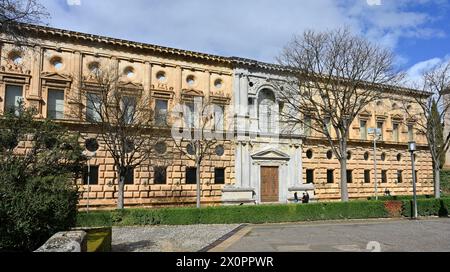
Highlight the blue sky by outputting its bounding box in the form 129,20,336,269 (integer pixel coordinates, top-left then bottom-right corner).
40,0,450,84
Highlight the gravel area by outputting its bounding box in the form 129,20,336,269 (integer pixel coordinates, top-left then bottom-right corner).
112,224,240,252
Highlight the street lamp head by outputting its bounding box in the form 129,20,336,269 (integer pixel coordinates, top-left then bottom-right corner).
408,141,417,153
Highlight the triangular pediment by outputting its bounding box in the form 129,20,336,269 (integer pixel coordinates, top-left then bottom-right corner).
392,114,404,121
41,72,72,82
251,148,290,161
119,81,143,89
359,109,372,118
182,89,204,97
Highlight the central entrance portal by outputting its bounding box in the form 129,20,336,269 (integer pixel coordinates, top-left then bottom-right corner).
260,166,279,203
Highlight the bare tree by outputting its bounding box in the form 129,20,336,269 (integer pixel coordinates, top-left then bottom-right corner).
405,61,450,199
171,96,230,208
77,66,168,209
0,0,48,40
276,28,403,201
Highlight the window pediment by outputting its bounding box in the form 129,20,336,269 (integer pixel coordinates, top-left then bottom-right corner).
392,114,404,122
359,109,372,120
251,148,290,161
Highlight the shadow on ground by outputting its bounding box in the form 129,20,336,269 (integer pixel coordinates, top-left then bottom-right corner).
113,240,155,252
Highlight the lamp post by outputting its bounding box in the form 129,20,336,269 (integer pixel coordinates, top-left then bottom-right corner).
82,151,96,213
83,138,99,213
369,128,381,200
408,141,418,219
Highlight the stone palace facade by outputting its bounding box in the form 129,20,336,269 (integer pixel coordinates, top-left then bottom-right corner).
0,24,435,208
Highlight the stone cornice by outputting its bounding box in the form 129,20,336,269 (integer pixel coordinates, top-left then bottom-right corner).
12,23,234,65
5,23,431,98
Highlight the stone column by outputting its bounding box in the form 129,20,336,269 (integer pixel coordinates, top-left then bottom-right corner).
175,65,182,100
143,61,151,94
235,142,242,188
28,46,43,115
241,141,250,188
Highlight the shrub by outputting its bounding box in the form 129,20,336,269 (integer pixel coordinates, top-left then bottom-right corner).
0,175,79,251
0,106,85,251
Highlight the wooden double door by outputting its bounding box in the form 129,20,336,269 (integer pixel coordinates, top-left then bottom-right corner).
260,166,279,203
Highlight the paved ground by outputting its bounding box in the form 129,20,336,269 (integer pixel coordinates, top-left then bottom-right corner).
215,218,450,252
112,224,240,252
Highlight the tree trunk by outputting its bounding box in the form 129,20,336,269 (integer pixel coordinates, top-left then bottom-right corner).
434,165,441,199
338,137,349,202
196,160,201,208
340,157,349,202
117,168,125,210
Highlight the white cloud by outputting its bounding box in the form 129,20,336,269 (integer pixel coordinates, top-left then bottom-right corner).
405,55,450,87
66,0,81,6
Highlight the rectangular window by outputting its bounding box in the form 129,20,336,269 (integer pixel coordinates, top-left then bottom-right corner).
408,125,414,141
397,170,403,183
124,166,134,185
324,117,331,134
377,121,384,141
306,169,314,184
360,120,367,140
214,168,225,184
185,102,195,128
415,170,419,183
364,170,371,183
304,116,312,137
186,167,197,184
154,167,167,185
83,165,99,185
347,170,353,184
122,96,136,125
86,92,101,122
155,99,168,126
327,169,334,184
214,105,225,131
382,170,387,183
393,123,399,142
5,85,23,115
47,89,65,120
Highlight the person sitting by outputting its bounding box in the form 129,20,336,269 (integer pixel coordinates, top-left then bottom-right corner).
305,192,310,204
301,193,307,204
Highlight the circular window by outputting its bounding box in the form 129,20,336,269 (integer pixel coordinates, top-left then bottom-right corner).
187,143,196,155
51,57,63,70
392,103,399,110
249,82,254,87
214,79,223,89
364,152,370,161
156,71,166,82
10,52,22,64
124,140,134,154
347,151,352,160
381,152,386,161
187,75,195,86
327,150,333,160
215,145,225,157
306,149,313,159
124,67,135,78
376,101,383,107
154,142,167,154
88,62,100,73
85,138,99,152
397,153,402,162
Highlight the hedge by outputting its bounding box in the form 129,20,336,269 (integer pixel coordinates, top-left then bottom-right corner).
402,198,450,217
77,201,391,227
77,198,450,227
